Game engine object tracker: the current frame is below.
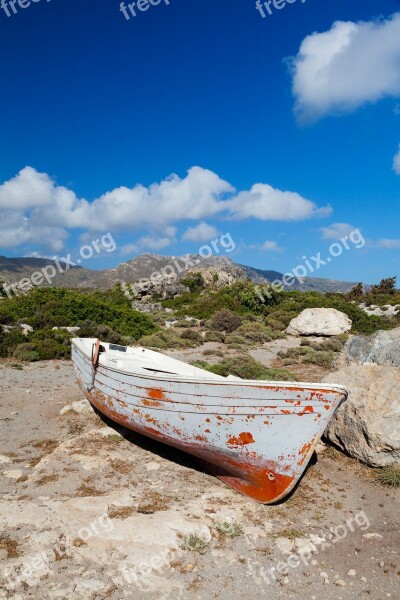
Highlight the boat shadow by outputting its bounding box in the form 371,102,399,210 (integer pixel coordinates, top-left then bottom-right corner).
92,404,206,475
92,404,319,505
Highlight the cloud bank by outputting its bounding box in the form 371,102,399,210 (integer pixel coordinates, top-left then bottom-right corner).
0,166,330,253
291,13,400,121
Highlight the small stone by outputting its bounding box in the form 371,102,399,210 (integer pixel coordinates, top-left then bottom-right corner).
347,569,356,577
146,462,160,472
3,469,23,480
336,579,346,587
379,561,384,567
360,576,367,582
320,572,328,579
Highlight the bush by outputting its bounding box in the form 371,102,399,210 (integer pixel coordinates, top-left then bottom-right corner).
181,273,205,294
224,334,247,345
204,331,225,343
209,310,242,333
205,355,297,381
77,320,122,344
0,328,26,358
140,330,199,350
303,350,335,369
180,329,203,345
264,317,287,331
0,287,155,340
13,343,40,362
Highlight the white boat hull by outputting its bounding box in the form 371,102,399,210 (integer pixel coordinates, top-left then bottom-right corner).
72,338,347,503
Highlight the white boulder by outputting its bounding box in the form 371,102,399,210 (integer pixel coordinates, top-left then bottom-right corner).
286,308,352,337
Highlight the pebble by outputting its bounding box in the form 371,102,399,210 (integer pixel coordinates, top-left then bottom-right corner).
361,576,367,582
2,469,23,480
347,569,356,576
336,579,346,587
146,462,160,472
378,561,384,567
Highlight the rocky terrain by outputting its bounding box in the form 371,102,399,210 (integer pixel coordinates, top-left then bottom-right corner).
1,320,399,600
0,254,359,293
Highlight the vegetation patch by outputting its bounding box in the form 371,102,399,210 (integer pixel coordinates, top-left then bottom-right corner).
137,491,172,514
374,464,400,487
107,504,135,519
214,521,244,538
192,355,296,381
182,533,209,554
0,533,21,558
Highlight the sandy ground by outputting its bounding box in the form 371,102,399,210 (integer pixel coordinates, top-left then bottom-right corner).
0,357,399,600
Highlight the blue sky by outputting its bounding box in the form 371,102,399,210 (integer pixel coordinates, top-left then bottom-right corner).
0,0,399,283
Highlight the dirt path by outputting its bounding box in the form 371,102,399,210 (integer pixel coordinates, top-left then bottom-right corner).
0,360,398,600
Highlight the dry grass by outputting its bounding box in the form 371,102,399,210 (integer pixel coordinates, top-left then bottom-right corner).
109,459,132,475
35,473,59,486
137,491,172,514
107,504,135,519
30,439,59,455
76,480,105,497
0,533,21,558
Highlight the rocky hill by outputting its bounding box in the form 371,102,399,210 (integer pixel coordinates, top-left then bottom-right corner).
0,253,358,293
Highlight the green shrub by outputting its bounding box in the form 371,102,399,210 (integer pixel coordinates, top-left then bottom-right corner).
264,317,287,331
0,328,26,358
140,330,199,350
374,464,400,487
0,287,155,340
205,355,297,381
77,320,122,344
303,350,335,369
180,329,203,345
209,309,242,333
13,343,40,362
180,272,205,294
224,334,247,345
204,331,225,343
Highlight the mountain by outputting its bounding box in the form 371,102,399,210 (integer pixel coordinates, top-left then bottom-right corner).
0,253,358,294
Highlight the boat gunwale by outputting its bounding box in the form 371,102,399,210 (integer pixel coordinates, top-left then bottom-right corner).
71,339,348,397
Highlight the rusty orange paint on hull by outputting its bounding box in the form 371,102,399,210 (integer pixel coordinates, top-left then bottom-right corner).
227,432,255,447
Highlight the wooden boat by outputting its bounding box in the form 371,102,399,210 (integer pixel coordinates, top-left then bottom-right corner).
71,338,347,504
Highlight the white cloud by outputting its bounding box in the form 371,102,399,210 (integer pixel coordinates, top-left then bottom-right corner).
226,183,331,221
291,13,400,121
182,222,218,243
120,227,177,256
376,238,400,249
320,222,357,240
393,144,400,174
260,240,284,252
0,166,330,252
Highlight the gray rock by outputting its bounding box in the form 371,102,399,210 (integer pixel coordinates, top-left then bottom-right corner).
345,327,400,367
323,364,400,466
52,326,81,334
286,308,352,337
